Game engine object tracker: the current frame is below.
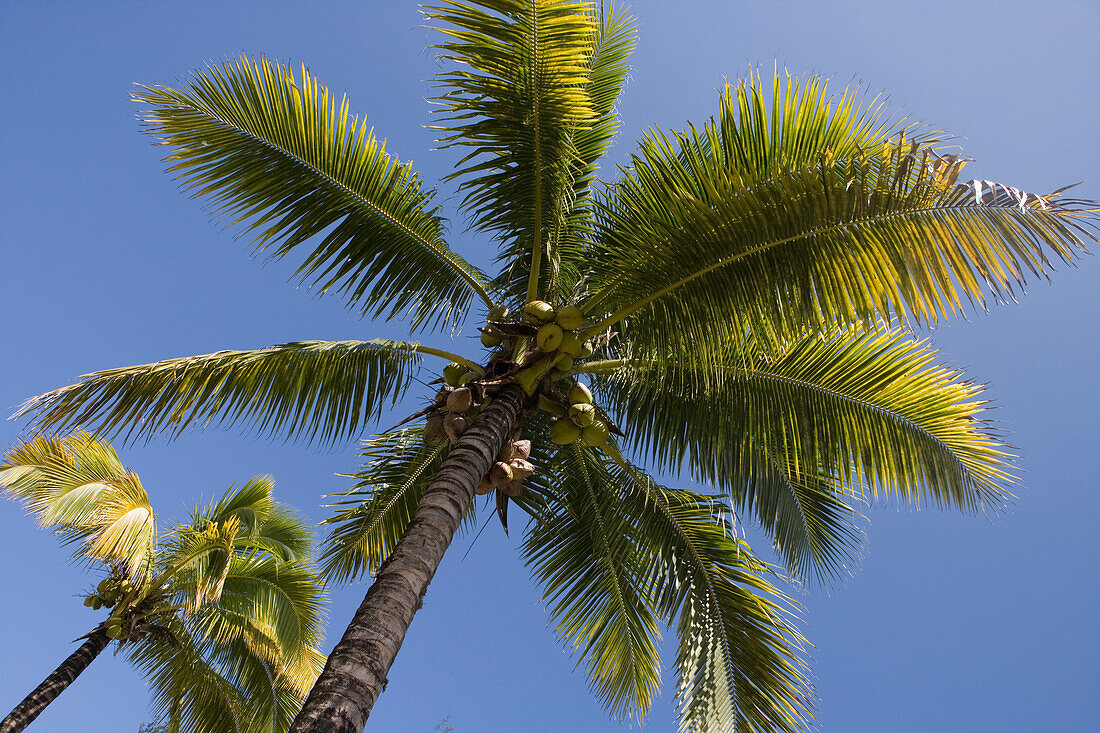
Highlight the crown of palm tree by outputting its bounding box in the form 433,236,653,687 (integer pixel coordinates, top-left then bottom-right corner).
15,3,1096,732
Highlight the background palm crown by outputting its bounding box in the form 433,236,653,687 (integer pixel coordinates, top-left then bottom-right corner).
15,2,1096,732
1,433,326,733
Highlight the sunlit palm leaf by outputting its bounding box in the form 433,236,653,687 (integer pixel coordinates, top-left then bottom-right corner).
1,433,156,576
592,326,1014,583
134,55,492,330
607,454,813,733
429,0,597,304
522,440,662,722
319,428,452,584
19,339,424,445
205,476,313,562
583,75,1096,353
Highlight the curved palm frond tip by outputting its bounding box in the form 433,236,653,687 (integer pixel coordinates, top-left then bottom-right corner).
15,2,1098,732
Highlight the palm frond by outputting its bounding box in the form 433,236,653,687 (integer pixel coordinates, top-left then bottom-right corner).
19,339,424,446
522,440,662,722
134,55,492,330
428,0,600,304
606,453,813,733
206,476,313,562
594,326,1015,583
319,427,451,585
1,433,156,576
582,75,1096,352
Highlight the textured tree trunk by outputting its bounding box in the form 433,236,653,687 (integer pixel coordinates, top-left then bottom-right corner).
289,384,526,732
1,627,110,733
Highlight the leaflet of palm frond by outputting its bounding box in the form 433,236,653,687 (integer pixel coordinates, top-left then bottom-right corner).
133,56,492,331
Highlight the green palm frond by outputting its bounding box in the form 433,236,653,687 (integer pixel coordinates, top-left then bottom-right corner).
1,433,156,577
134,55,492,330
606,453,813,733
428,0,599,304
319,428,452,585
19,339,425,445
582,77,1096,352
522,440,662,722
206,476,312,562
592,326,1014,583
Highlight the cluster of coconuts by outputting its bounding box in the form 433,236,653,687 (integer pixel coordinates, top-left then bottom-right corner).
512,301,595,394
424,362,485,446
477,435,534,497
547,381,610,447
83,576,132,612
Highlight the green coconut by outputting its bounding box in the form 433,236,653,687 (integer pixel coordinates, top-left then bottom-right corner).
555,305,585,330
554,354,574,372
578,340,595,358
550,419,582,445
480,330,502,348
568,382,593,405
536,323,564,352
581,420,610,447
488,304,510,322
523,300,555,323
557,332,583,357
569,402,596,427
443,362,466,386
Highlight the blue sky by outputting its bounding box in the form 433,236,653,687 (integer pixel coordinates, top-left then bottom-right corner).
1,1,1097,731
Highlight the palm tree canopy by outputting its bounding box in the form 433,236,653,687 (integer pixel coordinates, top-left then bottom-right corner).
1,433,326,733
15,2,1097,731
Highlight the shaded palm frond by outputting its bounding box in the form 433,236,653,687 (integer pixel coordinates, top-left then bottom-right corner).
594,326,1014,583
607,458,813,733
19,339,424,446
1,432,156,577
134,55,492,330
583,76,1095,353
522,440,663,722
428,0,599,304
319,428,452,585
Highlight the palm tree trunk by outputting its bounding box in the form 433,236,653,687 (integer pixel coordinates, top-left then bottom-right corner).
289,383,527,733
1,627,110,733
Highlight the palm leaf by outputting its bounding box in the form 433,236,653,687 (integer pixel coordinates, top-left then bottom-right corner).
606,453,813,733
134,55,492,330
319,427,452,585
428,0,598,304
522,440,662,722
582,75,1096,353
591,326,1014,583
19,339,425,445
1,433,156,576
207,476,313,562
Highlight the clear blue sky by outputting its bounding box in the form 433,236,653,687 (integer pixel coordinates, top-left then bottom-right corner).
1,2,1097,731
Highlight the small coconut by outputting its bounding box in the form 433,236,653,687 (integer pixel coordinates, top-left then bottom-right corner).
480,330,502,348
555,305,585,330
457,371,478,386
446,387,473,413
581,420,610,447
97,579,114,596
536,323,564,351
424,414,446,444
578,340,595,358
554,354,574,373
488,304,510,322
475,476,496,495
500,479,524,497
443,413,468,443
568,382,593,405
443,362,466,386
510,439,532,460
569,402,596,427
91,597,103,610
84,595,96,608
523,300,555,323
550,418,582,445
490,461,514,485
508,458,535,479
557,331,583,357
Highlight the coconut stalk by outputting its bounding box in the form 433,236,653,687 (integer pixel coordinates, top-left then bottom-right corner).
0,628,111,733
288,384,526,732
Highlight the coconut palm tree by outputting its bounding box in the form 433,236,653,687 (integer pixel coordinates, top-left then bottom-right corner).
0,433,326,733
16,2,1097,732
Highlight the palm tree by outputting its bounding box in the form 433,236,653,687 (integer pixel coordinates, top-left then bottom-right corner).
16,2,1097,731
0,433,326,733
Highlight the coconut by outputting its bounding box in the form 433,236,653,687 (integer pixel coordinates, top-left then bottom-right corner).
443,413,468,443
442,362,465,386
446,387,473,413
536,323,564,352
568,382,593,404
457,371,478,386
97,579,114,595
581,420,610,447
555,305,585,330
475,476,496,495
84,595,96,608
558,332,583,357
500,479,524,497
508,458,535,479
510,439,532,460
554,354,574,373
481,330,502,348
91,598,103,610
424,414,446,444
578,340,595,358
550,419,582,445
523,300,555,323
490,461,514,485
488,304,510,322
569,403,596,427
